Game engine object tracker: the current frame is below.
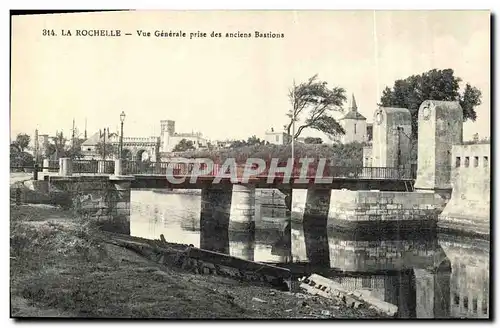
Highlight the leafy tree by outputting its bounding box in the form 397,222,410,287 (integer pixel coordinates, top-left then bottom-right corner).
229,135,266,149
10,150,34,168
172,139,196,152
304,137,323,144
66,138,85,159
42,131,84,160
379,68,482,139
44,132,68,160
247,135,265,146
286,74,347,141
12,133,30,152
229,140,248,148
95,141,117,159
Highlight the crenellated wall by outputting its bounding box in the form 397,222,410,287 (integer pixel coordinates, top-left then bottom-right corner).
438,144,490,236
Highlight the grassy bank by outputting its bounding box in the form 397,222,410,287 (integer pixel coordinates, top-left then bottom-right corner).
10,204,386,319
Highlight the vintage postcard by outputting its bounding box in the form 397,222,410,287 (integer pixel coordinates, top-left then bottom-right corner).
9,10,491,319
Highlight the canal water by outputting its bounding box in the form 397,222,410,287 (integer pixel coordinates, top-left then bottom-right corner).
130,189,490,319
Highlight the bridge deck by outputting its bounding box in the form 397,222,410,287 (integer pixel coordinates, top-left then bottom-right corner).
27,160,416,191
129,175,413,191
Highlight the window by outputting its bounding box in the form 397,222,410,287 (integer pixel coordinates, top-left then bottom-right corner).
354,123,357,134
87,148,91,151
454,293,460,305
474,156,479,167
463,296,469,309
473,298,478,313
484,156,489,167
465,157,470,167
456,157,461,168
275,135,279,142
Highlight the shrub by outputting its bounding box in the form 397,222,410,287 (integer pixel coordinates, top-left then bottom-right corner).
168,142,365,167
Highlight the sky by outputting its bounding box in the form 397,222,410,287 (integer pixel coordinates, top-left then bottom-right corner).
11,10,490,143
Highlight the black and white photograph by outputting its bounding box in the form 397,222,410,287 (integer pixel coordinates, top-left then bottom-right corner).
9,9,491,320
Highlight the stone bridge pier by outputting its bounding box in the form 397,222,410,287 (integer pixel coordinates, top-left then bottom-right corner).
199,184,257,258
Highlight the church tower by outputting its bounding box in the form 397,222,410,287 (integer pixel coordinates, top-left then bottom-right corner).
339,93,367,144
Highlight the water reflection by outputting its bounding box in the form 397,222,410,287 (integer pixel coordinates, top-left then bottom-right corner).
130,189,490,319
439,234,490,318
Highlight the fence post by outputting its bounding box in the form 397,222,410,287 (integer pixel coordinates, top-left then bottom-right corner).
98,160,106,174
59,158,73,176
42,159,49,173
114,159,123,176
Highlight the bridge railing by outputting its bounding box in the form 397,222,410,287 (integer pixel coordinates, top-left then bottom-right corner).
72,160,99,174
122,161,198,175
47,160,60,171
68,159,414,180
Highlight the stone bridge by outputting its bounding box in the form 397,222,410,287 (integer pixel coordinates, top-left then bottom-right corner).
41,100,490,241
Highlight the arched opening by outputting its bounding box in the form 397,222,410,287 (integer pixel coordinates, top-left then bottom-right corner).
136,149,149,162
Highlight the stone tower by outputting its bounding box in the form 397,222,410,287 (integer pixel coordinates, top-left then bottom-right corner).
339,94,367,144
371,107,412,168
414,100,463,191
160,120,176,153
160,120,175,135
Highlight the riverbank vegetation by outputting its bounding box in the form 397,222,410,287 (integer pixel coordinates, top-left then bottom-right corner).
172,142,366,167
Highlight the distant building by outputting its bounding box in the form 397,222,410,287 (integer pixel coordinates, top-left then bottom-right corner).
160,120,208,153
212,139,236,149
339,94,367,144
264,127,290,145
80,129,120,160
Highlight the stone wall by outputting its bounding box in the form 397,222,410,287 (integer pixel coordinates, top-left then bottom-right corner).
372,107,412,168
438,144,490,236
414,101,463,191
341,118,367,144
48,176,131,234
327,190,447,232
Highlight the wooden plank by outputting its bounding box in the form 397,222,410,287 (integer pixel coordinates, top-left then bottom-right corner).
186,247,291,279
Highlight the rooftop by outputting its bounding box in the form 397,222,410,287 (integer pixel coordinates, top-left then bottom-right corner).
339,94,366,121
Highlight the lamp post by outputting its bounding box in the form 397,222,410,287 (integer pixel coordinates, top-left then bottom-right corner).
120,111,126,159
